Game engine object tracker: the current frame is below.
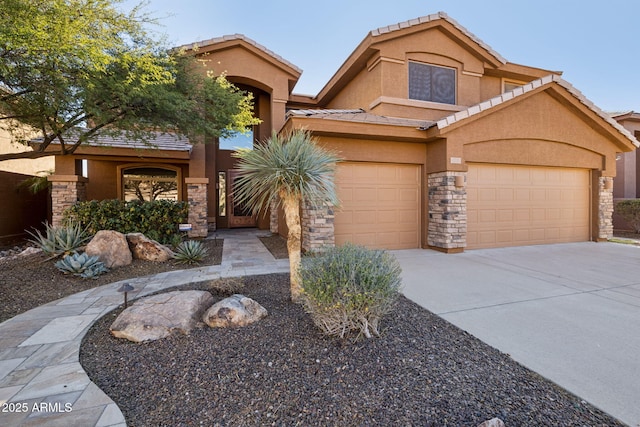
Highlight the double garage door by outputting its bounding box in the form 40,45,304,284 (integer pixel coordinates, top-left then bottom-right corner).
467,164,591,249
333,162,591,251
334,162,421,250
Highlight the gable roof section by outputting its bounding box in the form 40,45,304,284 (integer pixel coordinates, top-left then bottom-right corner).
371,12,507,65
178,34,302,76
313,12,507,103
431,74,639,149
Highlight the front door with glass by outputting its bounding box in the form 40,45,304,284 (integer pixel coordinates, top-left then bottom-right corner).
227,169,256,228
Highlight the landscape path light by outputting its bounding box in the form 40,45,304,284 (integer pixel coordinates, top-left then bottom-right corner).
117,283,134,308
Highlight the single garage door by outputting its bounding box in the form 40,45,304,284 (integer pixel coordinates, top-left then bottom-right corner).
335,162,421,250
467,164,590,249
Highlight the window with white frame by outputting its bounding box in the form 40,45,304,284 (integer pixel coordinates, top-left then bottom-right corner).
408,62,456,104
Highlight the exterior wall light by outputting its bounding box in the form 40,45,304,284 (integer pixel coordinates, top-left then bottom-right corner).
455,175,465,188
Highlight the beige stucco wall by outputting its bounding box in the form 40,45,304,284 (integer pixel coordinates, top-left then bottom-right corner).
432,91,624,177
0,127,54,176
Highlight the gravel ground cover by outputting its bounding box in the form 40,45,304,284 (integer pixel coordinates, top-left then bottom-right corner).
80,273,623,427
0,239,223,323
259,234,289,259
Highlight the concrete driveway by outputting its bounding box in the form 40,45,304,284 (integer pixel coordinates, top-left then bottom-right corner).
394,242,640,426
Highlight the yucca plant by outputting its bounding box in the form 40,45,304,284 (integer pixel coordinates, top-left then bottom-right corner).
173,240,208,264
233,130,340,303
55,252,109,279
28,222,92,257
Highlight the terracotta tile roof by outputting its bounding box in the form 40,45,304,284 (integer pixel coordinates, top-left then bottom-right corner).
610,111,640,121
287,109,435,128
177,34,302,74
33,131,193,152
434,74,640,147
371,12,507,65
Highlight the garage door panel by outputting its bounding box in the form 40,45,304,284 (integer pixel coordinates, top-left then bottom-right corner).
355,188,377,202
496,230,513,243
498,210,513,222
467,164,590,249
399,189,418,202
335,162,420,250
377,210,397,223
479,188,496,201
378,188,398,202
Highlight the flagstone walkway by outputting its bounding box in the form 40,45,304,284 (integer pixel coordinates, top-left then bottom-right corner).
0,229,288,427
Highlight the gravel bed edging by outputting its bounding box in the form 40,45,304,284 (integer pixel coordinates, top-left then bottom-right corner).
80,273,624,427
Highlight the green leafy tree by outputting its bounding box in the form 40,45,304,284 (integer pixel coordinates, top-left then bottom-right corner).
0,0,258,161
233,130,340,302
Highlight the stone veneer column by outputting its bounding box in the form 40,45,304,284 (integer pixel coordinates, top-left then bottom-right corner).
427,171,467,252
598,176,614,240
185,178,209,238
48,175,88,227
302,201,335,252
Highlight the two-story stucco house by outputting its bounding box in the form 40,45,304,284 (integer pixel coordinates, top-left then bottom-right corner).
46,12,638,252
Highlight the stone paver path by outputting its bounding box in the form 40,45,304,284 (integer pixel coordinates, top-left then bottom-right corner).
0,229,288,427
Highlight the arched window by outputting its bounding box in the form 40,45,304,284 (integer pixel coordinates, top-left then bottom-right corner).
119,165,180,202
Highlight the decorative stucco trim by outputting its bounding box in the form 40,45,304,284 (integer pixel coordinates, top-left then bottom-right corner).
367,56,405,72
47,175,88,183
369,96,466,113
184,177,210,184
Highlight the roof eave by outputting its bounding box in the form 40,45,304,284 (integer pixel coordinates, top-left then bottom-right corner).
179,34,302,80
283,115,428,143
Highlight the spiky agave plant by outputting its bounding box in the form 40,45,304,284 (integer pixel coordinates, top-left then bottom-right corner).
55,252,109,279
173,240,208,264
232,130,340,303
28,222,92,257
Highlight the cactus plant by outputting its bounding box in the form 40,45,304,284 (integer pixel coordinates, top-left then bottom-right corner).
55,252,109,279
173,240,208,265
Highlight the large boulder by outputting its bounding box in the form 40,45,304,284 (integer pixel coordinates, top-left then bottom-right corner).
126,232,174,262
110,290,214,343
86,230,132,268
203,294,268,328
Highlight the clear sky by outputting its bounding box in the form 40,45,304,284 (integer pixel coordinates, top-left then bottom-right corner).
120,0,640,112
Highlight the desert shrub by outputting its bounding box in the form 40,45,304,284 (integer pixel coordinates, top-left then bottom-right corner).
173,240,208,264
27,221,92,257
55,252,109,279
198,277,244,295
615,199,640,232
300,243,402,339
63,199,188,244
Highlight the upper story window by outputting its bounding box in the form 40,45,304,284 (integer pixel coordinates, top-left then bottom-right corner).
408,61,456,104
219,128,254,150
